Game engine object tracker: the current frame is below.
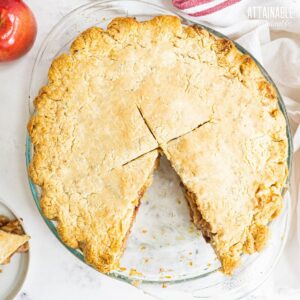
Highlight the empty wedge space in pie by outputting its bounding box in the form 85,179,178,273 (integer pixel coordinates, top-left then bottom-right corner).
28,16,288,275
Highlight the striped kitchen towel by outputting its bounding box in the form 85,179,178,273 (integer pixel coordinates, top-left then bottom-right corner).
172,0,242,17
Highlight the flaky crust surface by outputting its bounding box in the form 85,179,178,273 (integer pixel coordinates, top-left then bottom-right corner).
28,15,288,274
0,230,30,264
41,149,158,273
162,22,288,274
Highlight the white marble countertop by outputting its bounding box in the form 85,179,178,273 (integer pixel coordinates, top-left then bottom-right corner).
0,1,299,299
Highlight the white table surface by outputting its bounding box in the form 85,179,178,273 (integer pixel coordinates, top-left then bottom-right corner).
0,1,299,299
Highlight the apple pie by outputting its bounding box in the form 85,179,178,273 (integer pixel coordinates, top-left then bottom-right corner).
28,16,288,275
0,217,30,265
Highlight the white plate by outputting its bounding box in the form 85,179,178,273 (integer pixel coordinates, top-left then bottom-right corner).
0,201,30,300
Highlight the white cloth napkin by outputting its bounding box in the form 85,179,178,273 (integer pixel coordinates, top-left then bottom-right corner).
171,0,300,298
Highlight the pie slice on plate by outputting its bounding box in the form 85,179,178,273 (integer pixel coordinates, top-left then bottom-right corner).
0,230,29,265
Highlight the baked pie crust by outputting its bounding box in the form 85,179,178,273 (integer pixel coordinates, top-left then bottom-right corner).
0,219,30,265
164,121,287,274
28,16,288,275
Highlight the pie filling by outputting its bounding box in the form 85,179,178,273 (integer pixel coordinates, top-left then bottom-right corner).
183,186,245,274
184,188,212,243
116,158,159,268
183,183,285,274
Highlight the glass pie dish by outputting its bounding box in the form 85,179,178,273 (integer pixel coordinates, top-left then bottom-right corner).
25,1,293,299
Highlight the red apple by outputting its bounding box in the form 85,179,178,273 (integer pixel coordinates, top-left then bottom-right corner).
0,0,37,62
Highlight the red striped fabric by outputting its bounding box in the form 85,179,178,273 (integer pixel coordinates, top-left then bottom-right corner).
173,0,213,10
173,0,241,17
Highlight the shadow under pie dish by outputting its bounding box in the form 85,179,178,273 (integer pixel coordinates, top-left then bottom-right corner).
27,13,289,278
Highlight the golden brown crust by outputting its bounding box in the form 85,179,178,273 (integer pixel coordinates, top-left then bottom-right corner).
0,229,30,265
157,18,287,275
28,15,288,275
43,150,158,273
164,121,287,275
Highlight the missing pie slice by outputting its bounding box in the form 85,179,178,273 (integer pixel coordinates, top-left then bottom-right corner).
0,229,29,265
